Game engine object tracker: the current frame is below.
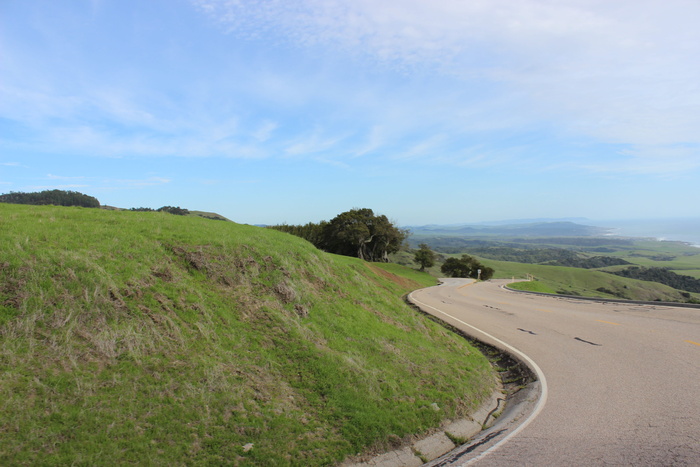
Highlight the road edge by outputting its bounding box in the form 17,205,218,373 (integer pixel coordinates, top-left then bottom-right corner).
340,282,550,467
406,284,549,466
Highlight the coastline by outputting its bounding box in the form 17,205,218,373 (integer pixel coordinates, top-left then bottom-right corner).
593,218,700,249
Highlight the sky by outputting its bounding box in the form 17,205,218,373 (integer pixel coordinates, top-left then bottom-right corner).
1,0,699,226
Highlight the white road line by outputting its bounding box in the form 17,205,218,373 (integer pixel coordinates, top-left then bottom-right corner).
408,290,549,465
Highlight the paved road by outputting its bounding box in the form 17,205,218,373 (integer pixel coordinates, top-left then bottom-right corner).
410,279,700,466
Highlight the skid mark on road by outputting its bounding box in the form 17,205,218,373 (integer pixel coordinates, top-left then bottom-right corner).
575,337,602,346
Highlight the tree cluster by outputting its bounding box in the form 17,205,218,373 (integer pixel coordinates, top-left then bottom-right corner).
441,255,494,280
129,206,190,216
462,246,630,269
157,206,190,216
551,255,631,269
0,190,100,208
270,222,328,248
608,267,700,293
269,208,407,262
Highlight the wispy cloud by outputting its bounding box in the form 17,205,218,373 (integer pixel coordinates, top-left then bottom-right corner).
283,128,351,157
6,0,696,175
194,0,700,174
252,121,278,142
2,0,699,224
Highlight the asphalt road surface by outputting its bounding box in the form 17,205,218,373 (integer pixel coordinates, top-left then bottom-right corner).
410,279,700,466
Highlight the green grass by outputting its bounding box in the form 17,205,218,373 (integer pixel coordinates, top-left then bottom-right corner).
507,280,558,294
388,249,448,278
475,239,700,302
604,239,700,271
675,269,700,279
0,204,495,466
188,210,232,221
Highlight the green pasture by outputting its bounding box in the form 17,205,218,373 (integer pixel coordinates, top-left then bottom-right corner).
0,203,494,466
602,239,700,270
479,258,698,302
400,232,700,302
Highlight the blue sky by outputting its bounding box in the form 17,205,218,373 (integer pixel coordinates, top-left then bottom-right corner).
1,0,699,226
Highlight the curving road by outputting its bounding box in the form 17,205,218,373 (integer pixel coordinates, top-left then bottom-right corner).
410,279,700,466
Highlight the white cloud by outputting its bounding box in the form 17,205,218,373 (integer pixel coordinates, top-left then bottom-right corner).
283,128,350,157
252,121,278,142
11,119,271,160
195,0,700,172
3,0,698,186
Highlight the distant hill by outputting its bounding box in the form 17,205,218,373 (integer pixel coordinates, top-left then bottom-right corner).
408,221,609,239
472,217,592,226
188,210,232,222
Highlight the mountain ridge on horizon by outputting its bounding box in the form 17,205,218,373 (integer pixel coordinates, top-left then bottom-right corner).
405,217,593,229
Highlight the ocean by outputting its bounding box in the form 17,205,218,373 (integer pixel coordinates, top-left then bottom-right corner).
590,218,700,248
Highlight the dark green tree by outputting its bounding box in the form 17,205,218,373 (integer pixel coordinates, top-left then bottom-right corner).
321,208,407,262
441,255,494,280
268,221,328,247
441,257,472,278
269,208,406,262
608,266,700,293
414,243,436,271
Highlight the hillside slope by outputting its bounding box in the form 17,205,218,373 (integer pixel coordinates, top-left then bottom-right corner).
0,204,495,465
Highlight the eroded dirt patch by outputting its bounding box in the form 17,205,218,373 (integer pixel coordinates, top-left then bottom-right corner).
366,263,422,291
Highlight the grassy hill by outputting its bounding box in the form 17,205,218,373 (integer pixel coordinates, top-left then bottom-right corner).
0,204,495,465
188,210,233,222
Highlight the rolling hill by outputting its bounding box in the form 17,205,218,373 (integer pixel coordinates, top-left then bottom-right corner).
0,203,495,465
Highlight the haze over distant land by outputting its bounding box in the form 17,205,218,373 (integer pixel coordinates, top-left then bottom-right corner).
407,218,700,247
1,1,699,225
593,218,700,247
